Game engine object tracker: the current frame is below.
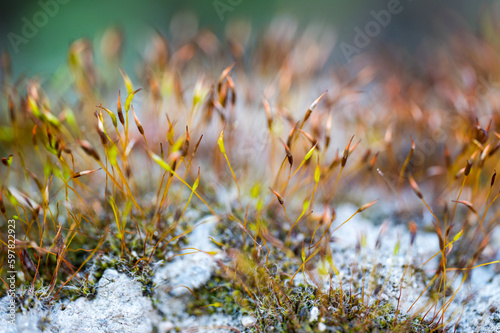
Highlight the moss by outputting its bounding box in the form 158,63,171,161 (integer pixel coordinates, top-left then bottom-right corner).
99,256,157,298
12,288,49,313
186,275,250,317
37,316,51,331
208,211,436,332
184,275,436,333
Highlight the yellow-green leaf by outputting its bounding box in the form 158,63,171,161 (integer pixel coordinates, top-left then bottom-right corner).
250,183,261,199
28,96,41,118
151,153,172,172
302,199,310,213
304,145,316,161
206,302,222,308
172,137,184,152
394,240,400,255
314,164,320,183
120,68,134,95
107,144,118,166
100,106,118,128
43,111,61,127
256,198,263,211
4,189,17,207
193,79,207,107
453,229,464,242
217,131,226,154
125,88,142,112
193,176,200,191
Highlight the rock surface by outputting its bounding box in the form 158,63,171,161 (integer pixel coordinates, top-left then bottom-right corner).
1,269,156,333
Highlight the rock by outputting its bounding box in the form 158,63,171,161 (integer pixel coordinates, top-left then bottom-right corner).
158,321,174,333
154,215,220,297
454,273,500,332
0,296,44,333
51,269,157,333
241,315,256,327
0,269,156,333
309,306,319,322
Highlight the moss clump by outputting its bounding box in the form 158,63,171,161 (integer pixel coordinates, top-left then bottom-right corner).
57,252,157,303
95,255,157,298
10,285,51,313
184,257,434,333
242,282,434,333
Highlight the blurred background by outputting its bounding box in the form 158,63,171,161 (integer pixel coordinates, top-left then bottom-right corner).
0,0,495,76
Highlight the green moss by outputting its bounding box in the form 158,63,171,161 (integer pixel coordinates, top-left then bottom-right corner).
186,275,250,317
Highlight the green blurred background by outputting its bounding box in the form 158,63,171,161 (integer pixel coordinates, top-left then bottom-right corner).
0,0,495,76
